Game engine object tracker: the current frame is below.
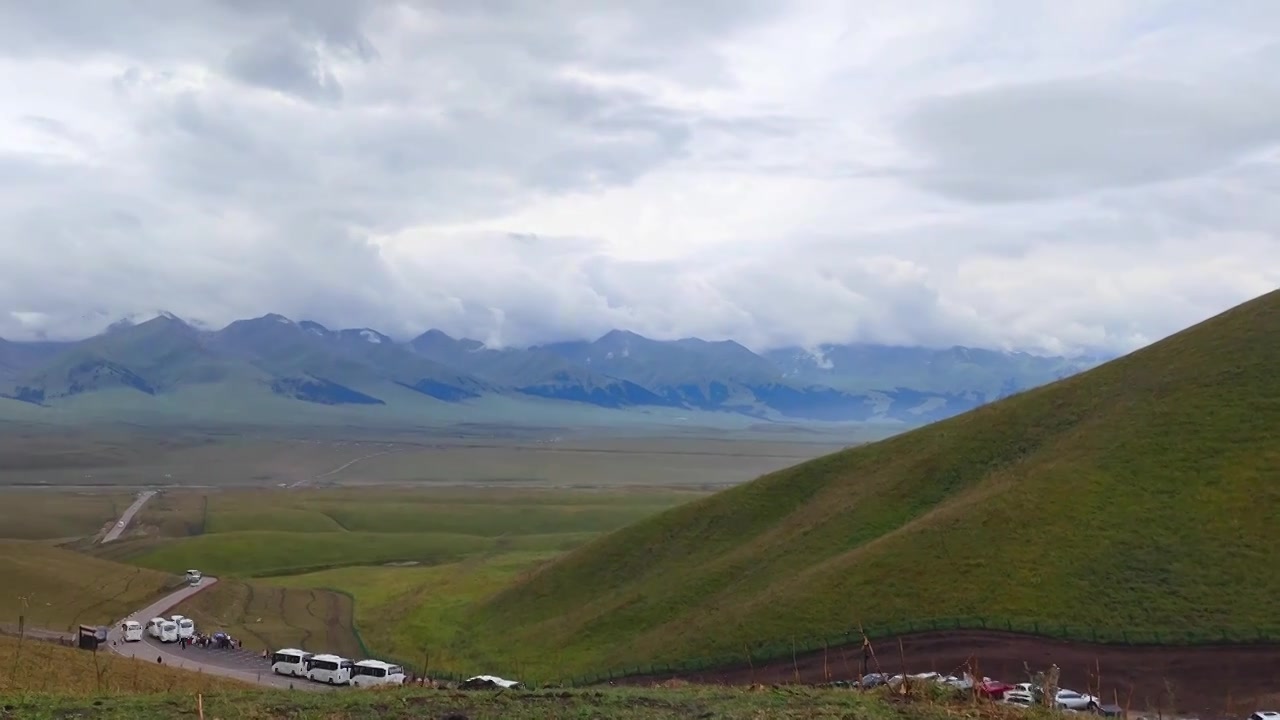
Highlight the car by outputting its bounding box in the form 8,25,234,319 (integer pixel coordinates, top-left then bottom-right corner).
1002,690,1036,707
1248,712,1280,720
1055,689,1100,710
978,679,1015,699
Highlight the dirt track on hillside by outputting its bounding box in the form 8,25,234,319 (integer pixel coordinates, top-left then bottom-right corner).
616,630,1280,716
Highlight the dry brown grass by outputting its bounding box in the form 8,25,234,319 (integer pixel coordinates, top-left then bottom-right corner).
0,634,250,695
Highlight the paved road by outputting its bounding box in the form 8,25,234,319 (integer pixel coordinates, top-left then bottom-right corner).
106,576,331,691
101,490,157,543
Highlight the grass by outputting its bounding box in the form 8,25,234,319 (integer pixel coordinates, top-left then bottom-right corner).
123,529,594,577
167,580,363,658
0,635,250,696
270,550,560,672
0,426,848,489
104,487,702,577
0,684,1043,720
0,492,128,540
0,541,178,631
424,289,1280,680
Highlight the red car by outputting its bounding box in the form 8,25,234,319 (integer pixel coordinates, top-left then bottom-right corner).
978,679,1015,699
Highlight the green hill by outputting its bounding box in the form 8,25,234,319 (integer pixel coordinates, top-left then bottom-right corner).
459,289,1280,678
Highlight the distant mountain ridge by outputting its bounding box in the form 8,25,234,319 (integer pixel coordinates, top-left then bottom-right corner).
0,313,1106,425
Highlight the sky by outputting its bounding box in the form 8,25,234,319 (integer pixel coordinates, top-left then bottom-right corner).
1,0,1278,355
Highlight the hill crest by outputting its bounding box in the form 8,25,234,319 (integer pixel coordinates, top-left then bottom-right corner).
459,289,1280,678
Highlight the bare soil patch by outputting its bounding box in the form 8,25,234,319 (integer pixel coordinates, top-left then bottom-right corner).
618,630,1280,716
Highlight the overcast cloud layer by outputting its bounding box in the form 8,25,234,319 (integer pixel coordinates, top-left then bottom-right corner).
2,0,1278,355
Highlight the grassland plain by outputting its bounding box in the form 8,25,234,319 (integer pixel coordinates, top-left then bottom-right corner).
0,422,854,489
0,541,179,631
0,685,1042,720
0,635,250,696
431,289,1280,680
106,487,703,577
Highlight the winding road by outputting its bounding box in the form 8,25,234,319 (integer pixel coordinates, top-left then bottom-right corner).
105,576,331,691
100,490,157,543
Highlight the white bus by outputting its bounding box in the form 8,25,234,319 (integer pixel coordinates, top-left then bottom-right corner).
146,617,166,639
159,621,179,643
351,659,406,688
271,648,314,678
305,654,354,685
121,620,144,642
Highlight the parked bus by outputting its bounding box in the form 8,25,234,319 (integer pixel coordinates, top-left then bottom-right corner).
271,648,314,678
146,617,166,639
121,620,144,642
351,659,406,688
305,654,353,685
159,621,179,643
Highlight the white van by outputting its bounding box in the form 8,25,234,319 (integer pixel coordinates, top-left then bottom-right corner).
305,654,354,685
185,569,202,585
351,659,406,688
176,617,195,639
121,620,144,642
146,617,166,639
271,648,314,677
159,621,179,643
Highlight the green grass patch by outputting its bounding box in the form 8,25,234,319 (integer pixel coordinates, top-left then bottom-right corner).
270,550,559,672
316,501,683,536
169,579,362,658
124,530,592,577
437,289,1280,680
203,507,346,534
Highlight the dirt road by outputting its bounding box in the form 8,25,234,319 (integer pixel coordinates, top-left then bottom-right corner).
105,576,330,691
288,450,400,488
618,630,1280,716
100,490,157,543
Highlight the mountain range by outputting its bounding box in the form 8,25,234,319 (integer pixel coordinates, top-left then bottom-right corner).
0,313,1105,426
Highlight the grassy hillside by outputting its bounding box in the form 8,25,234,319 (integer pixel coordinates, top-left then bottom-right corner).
455,290,1280,678
169,579,362,658
0,635,250,696
271,550,561,672
0,541,178,630
0,492,129,540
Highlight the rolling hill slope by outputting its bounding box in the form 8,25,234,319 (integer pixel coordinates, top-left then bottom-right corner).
463,289,1280,677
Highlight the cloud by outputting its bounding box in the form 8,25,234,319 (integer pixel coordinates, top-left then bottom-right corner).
898,75,1280,202
0,0,1278,356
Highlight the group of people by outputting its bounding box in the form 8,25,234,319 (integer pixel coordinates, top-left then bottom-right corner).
178,631,240,650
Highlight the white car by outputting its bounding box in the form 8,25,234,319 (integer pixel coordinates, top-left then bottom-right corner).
1248,713,1280,720
1055,689,1100,710
1002,690,1036,707
351,660,406,688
